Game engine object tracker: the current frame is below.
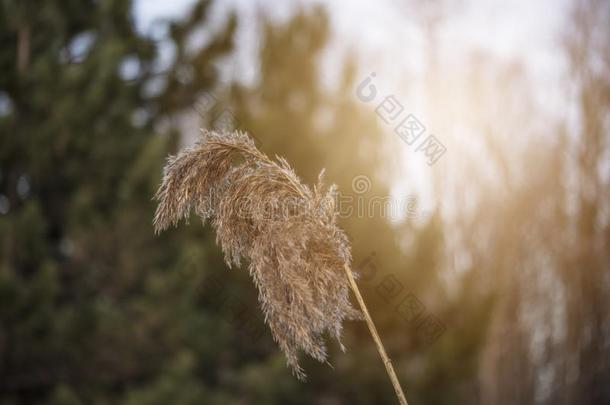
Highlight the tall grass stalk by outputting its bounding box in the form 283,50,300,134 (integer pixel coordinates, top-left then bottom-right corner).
153,130,408,404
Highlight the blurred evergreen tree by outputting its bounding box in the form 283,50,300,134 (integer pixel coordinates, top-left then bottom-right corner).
0,1,237,403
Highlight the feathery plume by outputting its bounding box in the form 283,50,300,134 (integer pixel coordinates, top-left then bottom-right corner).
154,129,359,380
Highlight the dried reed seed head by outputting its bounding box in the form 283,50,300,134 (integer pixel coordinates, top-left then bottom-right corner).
153,129,360,380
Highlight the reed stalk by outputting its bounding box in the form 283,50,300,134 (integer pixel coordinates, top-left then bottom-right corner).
154,129,409,404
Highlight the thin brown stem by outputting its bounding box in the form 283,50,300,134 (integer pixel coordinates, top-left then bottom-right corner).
344,264,409,405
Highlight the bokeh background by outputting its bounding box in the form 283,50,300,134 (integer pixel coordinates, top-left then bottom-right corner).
1,0,609,404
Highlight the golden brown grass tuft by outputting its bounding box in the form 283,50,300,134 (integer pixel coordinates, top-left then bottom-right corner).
153,129,360,380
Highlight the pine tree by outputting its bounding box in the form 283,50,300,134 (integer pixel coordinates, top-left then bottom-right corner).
0,1,235,403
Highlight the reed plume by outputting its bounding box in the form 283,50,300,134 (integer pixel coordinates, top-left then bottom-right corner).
153,129,358,378
153,130,408,404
